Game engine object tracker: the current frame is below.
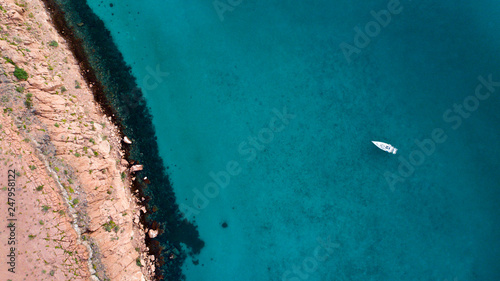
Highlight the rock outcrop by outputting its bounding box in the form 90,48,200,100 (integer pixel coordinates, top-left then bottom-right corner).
123,136,133,144
130,164,144,173
0,0,154,280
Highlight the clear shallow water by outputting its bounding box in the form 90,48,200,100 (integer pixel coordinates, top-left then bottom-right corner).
85,0,500,280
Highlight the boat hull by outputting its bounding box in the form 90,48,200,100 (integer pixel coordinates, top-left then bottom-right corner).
372,141,397,154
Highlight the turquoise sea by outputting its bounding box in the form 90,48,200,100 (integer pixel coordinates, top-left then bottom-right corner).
57,0,500,280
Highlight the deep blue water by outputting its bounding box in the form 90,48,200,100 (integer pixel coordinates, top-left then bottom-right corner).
82,0,500,280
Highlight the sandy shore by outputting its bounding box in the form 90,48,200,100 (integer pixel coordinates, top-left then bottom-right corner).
0,0,154,280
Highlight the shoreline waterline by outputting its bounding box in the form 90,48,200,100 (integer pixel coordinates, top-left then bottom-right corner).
38,0,203,279
39,0,162,278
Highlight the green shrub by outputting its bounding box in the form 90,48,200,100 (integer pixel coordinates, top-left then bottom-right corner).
103,220,118,232
14,1,26,8
15,86,24,93
36,185,44,191
25,93,33,108
48,40,58,47
13,67,28,80
3,56,14,65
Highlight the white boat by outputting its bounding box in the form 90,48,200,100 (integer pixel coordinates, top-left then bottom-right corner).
372,141,398,154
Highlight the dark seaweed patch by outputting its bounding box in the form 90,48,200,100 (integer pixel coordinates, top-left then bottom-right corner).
40,0,204,279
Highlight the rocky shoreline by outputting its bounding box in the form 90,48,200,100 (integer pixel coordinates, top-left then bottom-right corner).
0,0,156,279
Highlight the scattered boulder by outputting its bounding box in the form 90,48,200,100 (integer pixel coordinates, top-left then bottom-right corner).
130,164,143,173
9,11,23,22
171,247,180,256
97,141,110,156
148,229,158,238
123,136,132,144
